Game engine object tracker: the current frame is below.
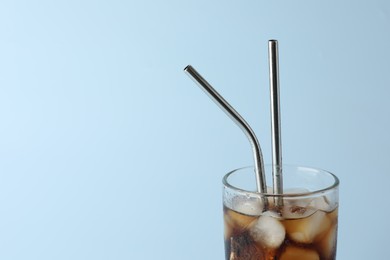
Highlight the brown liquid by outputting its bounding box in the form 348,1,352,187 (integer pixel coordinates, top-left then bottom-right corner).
224,205,338,260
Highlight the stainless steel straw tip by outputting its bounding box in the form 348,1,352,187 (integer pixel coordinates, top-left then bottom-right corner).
268,38,283,207
269,40,279,51
184,65,192,71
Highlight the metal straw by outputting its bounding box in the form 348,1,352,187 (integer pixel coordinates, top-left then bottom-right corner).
268,40,283,206
184,65,268,196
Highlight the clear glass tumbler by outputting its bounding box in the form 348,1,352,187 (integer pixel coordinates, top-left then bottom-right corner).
223,165,339,260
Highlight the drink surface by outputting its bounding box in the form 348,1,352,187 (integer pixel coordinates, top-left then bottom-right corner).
224,202,338,260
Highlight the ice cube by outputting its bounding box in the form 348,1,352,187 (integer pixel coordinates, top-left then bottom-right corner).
282,204,317,219
284,210,331,244
309,195,332,212
282,188,313,209
318,223,338,259
279,246,320,260
262,210,282,218
327,207,338,222
281,190,316,219
249,211,285,248
232,196,264,216
225,209,257,232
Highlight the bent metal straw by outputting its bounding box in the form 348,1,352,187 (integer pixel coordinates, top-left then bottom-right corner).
183,65,267,197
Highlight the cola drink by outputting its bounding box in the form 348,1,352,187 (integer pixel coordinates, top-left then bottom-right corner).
224,205,338,259
223,166,339,260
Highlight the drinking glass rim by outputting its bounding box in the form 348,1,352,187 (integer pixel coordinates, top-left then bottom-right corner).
222,165,340,198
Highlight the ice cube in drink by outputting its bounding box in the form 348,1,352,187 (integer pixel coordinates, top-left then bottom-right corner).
223,198,338,260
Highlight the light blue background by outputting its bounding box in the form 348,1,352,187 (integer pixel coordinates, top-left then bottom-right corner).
0,0,389,259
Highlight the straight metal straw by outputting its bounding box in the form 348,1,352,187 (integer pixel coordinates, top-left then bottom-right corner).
184,65,268,196
268,40,284,206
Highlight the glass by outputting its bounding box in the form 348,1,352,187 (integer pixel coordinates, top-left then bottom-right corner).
223,165,339,260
